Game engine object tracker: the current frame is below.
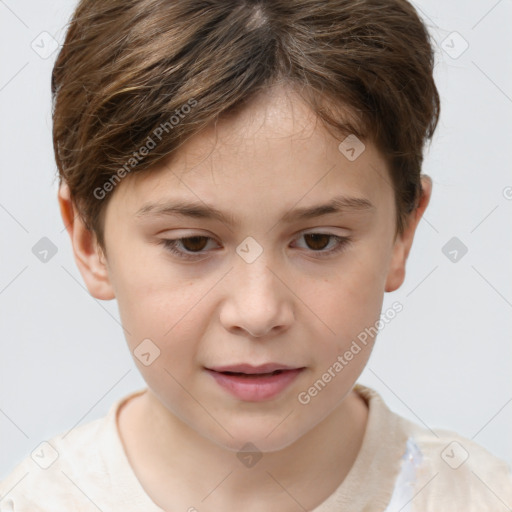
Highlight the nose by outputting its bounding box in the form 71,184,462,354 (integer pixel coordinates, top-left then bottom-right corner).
219,254,294,339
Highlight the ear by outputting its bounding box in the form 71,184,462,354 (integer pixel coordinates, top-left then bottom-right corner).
58,182,115,300
385,175,432,293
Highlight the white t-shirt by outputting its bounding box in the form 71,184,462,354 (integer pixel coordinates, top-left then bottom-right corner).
1,384,511,511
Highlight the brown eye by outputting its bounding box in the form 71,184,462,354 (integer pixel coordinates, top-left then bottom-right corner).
293,232,352,257
161,236,218,260
303,233,331,251
180,236,209,252
162,232,352,262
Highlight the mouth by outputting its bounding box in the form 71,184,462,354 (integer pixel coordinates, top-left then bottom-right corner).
218,369,287,377
204,363,305,401
207,363,301,375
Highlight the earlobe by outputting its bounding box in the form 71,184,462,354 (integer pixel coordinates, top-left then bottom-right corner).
384,175,433,293
58,183,115,300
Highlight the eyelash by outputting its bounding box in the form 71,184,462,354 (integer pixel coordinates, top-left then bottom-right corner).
160,233,352,261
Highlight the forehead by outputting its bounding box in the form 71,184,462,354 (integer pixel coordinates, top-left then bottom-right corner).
110,85,393,221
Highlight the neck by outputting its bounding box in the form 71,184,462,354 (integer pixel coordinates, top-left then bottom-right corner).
118,388,369,512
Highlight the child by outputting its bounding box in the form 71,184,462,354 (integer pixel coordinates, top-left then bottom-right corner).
1,0,511,510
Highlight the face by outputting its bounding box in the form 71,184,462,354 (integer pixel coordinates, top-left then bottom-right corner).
66,85,424,453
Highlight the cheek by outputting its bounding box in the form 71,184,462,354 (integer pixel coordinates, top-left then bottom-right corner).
110,249,206,351
114,270,208,400
307,249,388,354
293,254,387,412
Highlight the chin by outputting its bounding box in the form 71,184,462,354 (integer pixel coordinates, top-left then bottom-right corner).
204,418,306,454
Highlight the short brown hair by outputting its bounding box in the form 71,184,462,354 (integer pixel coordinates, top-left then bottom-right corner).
51,0,440,249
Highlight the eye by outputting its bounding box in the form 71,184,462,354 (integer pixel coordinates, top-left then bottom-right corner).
160,232,352,261
161,236,219,260
293,232,352,257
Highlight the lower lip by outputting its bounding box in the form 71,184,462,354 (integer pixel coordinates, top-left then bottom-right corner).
205,368,304,402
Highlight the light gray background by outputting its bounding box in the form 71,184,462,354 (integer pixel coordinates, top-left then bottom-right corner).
1,0,511,482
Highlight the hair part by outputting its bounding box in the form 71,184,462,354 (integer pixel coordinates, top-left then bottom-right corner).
52,0,440,250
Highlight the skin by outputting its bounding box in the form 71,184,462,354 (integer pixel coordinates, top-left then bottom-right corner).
59,84,431,511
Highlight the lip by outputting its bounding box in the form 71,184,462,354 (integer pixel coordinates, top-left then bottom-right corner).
205,363,305,402
208,363,299,374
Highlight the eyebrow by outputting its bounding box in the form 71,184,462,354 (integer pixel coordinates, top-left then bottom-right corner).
135,194,376,226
